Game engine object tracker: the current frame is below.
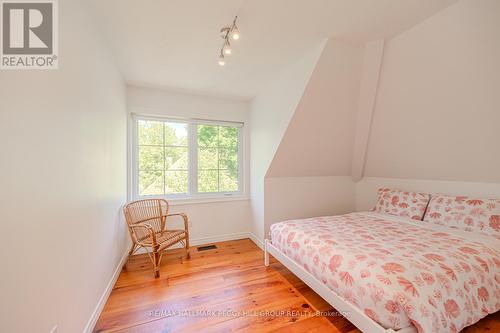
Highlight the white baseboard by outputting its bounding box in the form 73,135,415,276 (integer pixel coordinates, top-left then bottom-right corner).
83,249,129,333
132,232,252,255
189,232,251,246
249,233,264,250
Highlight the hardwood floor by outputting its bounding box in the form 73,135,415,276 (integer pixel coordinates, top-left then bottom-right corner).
94,239,499,333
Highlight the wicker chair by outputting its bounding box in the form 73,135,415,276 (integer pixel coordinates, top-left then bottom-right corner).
123,199,190,278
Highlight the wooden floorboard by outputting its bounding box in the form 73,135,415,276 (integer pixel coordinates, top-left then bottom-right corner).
94,238,499,333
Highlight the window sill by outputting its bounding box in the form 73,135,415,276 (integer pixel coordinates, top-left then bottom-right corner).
166,195,250,206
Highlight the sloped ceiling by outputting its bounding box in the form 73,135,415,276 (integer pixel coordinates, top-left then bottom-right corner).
87,0,456,99
268,0,500,183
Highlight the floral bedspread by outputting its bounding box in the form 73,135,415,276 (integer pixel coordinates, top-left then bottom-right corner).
270,212,500,333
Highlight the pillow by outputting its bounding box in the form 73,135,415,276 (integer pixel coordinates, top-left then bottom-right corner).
423,194,500,236
373,188,431,221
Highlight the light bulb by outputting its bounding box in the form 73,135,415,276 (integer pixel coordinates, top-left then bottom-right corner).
218,55,225,66
230,27,240,40
223,40,232,55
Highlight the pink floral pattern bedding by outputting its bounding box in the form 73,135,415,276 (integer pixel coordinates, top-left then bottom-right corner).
424,195,500,239
270,212,500,333
373,188,431,221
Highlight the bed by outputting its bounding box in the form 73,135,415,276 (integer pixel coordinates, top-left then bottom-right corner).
264,211,500,333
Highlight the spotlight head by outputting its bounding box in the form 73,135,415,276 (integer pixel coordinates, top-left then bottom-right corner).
218,54,225,66
230,26,240,40
223,41,232,55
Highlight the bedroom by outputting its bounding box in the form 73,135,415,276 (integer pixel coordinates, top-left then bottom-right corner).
0,0,499,332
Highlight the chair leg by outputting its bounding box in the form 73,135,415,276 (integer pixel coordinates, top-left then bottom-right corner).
128,243,137,256
153,250,161,278
123,243,137,269
185,237,190,259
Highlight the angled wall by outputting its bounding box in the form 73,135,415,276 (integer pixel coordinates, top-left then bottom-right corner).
351,40,385,182
249,41,326,242
266,40,363,178
262,39,364,237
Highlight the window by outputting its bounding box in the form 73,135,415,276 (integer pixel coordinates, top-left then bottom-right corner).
137,120,189,196
132,115,243,199
197,124,239,193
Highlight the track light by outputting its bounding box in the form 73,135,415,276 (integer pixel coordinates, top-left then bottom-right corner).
218,16,240,66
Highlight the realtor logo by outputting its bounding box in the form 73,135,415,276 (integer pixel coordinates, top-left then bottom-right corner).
1,0,58,69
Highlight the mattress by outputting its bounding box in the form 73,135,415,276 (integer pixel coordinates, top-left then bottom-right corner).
270,212,500,333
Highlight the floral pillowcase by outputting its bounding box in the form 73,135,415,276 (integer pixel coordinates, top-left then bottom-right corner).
373,188,431,221
423,194,500,237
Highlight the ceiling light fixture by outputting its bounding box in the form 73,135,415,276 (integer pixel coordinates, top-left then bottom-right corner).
218,16,240,66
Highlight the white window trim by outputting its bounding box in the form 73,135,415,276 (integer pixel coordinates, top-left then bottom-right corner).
130,113,246,202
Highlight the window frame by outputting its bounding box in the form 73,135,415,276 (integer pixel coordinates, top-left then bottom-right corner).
131,114,244,201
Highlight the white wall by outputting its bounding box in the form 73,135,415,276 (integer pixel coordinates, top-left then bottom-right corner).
249,41,325,242
356,177,500,211
353,0,500,210
0,0,127,332
127,86,252,242
266,176,355,223
363,0,500,183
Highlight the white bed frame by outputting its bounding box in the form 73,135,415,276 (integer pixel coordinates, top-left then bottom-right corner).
264,239,417,333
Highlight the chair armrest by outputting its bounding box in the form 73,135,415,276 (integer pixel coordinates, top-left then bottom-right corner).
130,223,157,247
166,213,189,232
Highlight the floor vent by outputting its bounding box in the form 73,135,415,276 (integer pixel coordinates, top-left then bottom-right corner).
197,244,217,251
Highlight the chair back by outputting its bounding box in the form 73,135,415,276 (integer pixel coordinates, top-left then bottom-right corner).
124,199,169,240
